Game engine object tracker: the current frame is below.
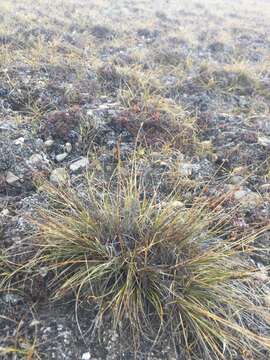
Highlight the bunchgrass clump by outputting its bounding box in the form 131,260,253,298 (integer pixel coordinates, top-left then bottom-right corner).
30,169,270,359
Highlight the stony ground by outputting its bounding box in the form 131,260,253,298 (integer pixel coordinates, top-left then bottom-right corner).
0,0,270,358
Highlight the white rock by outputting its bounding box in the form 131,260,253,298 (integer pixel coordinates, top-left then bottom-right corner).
30,320,41,327
234,190,247,200
178,163,193,177
70,157,89,172
56,153,68,162
6,171,20,185
29,153,43,166
65,142,72,153
44,139,54,147
170,200,184,209
50,168,68,185
258,136,270,147
230,176,243,185
82,353,91,360
14,137,25,145
1,209,9,217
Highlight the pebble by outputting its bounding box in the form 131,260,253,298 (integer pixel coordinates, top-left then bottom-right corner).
167,200,184,209
50,168,68,185
178,163,193,177
230,176,244,185
14,137,25,145
30,320,41,327
82,353,91,360
1,208,9,217
44,139,54,148
56,153,68,162
65,142,72,153
29,153,44,166
6,171,20,185
70,157,89,172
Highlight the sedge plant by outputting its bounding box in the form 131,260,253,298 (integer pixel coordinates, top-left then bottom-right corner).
29,164,270,359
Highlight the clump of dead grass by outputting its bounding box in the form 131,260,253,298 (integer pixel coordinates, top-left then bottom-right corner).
28,166,270,359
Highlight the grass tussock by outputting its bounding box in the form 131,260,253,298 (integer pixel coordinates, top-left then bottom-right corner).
29,168,270,359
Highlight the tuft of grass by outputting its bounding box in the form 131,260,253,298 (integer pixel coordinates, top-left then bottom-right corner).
29,167,270,359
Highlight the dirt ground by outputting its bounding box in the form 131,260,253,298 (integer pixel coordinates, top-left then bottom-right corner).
0,0,270,359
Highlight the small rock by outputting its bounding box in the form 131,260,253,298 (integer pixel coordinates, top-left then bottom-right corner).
230,176,243,185
1,208,9,217
6,171,20,185
39,266,49,277
178,163,193,177
70,157,89,172
65,142,72,153
29,153,44,166
82,353,91,360
50,168,68,185
30,320,41,327
168,200,185,209
14,137,25,145
234,188,261,206
258,135,270,148
44,139,54,148
56,153,68,162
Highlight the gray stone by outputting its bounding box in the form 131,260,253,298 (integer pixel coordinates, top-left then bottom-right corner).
44,139,54,148
1,208,9,217
178,163,193,177
230,176,244,185
65,142,72,153
50,168,68,185
28,153,44,166
56,153,68,162
70,157,89,172
6,171,20,185
14,137,25,145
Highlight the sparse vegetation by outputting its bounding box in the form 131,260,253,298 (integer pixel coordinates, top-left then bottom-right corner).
1,0,270,358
